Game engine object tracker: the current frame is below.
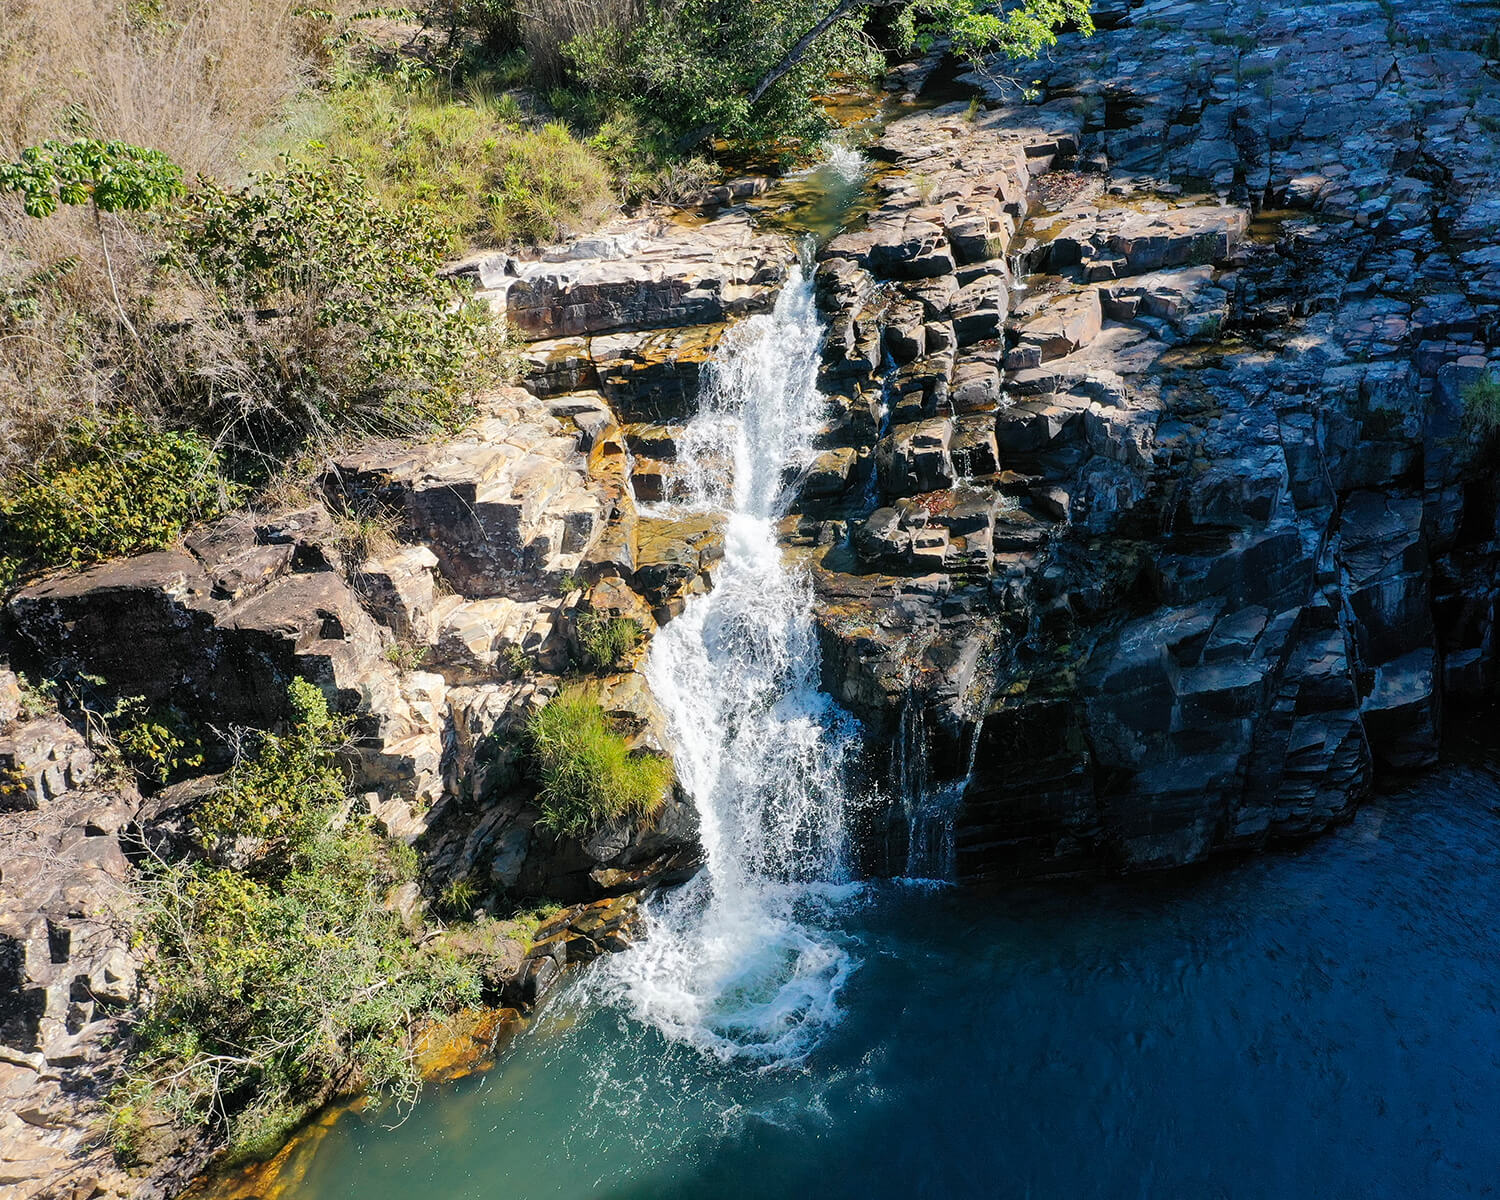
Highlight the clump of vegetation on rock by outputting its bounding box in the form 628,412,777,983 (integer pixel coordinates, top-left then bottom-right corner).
109,695,207,785
0,411,228,572
575,610,643,671
119,679,481,1162
1461,371,1500,439
526,687,672,838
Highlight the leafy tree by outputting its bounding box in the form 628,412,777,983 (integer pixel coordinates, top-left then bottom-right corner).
0,138,183,336
904,0,1095,59
564,0,1095,154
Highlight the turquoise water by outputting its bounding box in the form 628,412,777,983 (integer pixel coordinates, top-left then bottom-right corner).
284,749,1500,1199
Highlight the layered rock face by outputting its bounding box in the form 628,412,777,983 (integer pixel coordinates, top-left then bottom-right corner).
798,0,1500,877
4,382,735,905
0,685,144,1200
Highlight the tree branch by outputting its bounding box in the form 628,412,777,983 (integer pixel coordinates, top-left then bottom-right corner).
675,0,905,153
747,0,902,106
95,203,141,343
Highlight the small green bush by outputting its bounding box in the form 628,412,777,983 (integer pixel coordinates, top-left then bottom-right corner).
384,639,430,673
526,687,672,838
0,411,226,570
192,677,347,857
1462,371,1500,436
124,678,481,1162
503,643,536,676
575,611,642,671
110,696,206,785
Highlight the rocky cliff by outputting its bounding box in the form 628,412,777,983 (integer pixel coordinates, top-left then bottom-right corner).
0,215,792,1197
797,0,1500,876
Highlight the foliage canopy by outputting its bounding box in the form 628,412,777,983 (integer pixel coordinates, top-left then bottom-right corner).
0,138,184,218
562,0,1095,154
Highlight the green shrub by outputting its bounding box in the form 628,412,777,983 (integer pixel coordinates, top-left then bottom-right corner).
525,687,672,838
0,411,226,570
168,158,506,453
385,639,430,673
1462,371,1500,436
503,643,536,676
124,678,481,1162
192,677,347,857
103,1078,158,1167
575,611,642,671
109,696,206,785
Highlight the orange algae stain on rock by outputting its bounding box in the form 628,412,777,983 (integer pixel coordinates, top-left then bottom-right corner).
181,1103,358,1200
413,1005,527,1082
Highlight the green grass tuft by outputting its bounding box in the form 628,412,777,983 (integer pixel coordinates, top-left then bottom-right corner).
1462,371,1500,437
575,611,642,672
308,74,614,249
526,687,672,839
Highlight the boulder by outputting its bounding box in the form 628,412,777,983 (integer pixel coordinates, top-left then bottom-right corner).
490,214,789,339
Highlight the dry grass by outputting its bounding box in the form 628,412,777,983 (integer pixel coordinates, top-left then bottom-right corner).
0,0,350,479
0,0,335,176
0,0,615,527
516,0,644,84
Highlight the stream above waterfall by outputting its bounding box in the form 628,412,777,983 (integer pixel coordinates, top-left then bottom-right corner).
263,743,1500,1199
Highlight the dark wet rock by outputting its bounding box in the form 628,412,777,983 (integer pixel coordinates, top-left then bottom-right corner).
801,0,1500,881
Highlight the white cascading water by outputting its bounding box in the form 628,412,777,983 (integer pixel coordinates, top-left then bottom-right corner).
592,262,865,1065
821,142,870,187
895,698,981,882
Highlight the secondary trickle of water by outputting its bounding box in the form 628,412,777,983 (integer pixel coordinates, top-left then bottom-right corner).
892,696,984,883
591,262,865,1065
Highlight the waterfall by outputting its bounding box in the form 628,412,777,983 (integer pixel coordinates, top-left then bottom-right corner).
893,698,980,883
592,263,864,1065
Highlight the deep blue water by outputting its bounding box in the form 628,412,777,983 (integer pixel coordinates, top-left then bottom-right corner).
281,752,1500,1200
